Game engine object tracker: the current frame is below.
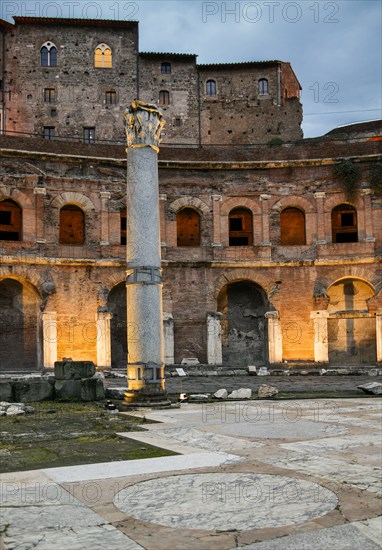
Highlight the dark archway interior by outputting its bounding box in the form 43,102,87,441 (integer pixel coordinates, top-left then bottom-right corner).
0,278,39,371
218,281,268,368
107,283,127,369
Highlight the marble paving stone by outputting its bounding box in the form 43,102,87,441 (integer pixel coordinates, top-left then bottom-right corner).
114,472,338,531
43,452,243,483
280,433,382,453
3,525,144,550
354,516,382,546
0,482,77,506
236,522,382,549
216,420,348,439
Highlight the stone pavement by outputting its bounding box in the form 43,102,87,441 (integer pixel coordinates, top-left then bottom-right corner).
1,398,381,549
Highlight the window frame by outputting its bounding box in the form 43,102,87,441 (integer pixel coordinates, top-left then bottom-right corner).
94,43,112,69
43,126,55,140
206,79,217,97
105,90,117,105
258,78,269,95
161,62,172,74
83,127,96,144
159,90,170,105
228,207,253,246
40,42,58,67
43,87,56,103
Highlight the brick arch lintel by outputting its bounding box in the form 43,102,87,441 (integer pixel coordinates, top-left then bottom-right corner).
323,192,363,213
0,189,34,209
169,196,209,214
212,269,269,302
220,197,261,215
51,192,95,212
0,270,42,299
271,195,315,213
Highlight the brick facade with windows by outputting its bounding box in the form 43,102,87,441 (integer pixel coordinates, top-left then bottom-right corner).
0,17,302,145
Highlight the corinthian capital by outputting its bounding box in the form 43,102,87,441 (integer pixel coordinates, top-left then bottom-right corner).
125,100,166,152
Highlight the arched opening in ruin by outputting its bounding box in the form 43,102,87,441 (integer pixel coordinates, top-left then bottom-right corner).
218,280,268,368
228,207,253,246
0,199,22,241
107,282,127,369
331,204,358,243
59,204,85,245
0,278,41,371
327,278,376,365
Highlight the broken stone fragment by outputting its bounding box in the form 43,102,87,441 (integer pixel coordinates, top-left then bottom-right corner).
189,394,209,401
214,389,228,399
54,360,96,380
228,388,252,399
258,384,279,399
6,404,25,416
357,382,382,395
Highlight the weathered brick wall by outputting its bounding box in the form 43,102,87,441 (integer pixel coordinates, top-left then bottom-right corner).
0,138,380,369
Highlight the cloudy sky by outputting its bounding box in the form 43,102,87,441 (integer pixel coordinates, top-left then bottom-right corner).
2,0,381,137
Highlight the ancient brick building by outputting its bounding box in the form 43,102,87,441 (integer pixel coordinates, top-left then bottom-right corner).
0,17,302,145
0,16,381,373
0,120,381,372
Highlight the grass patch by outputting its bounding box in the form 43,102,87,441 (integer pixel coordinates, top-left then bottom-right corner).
0,402,176,473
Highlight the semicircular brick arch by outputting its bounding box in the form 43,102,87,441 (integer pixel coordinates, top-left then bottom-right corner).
169,196,209,214
104,273,126,293
271,195,315,213
0,270,42,299
51,192,95,212
212,269,269,301
323,192,363,212
0,189,34,209
221,197,261,215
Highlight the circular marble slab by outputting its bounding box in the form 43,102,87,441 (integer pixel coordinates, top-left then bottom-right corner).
219,421,348,439
114,473,338,531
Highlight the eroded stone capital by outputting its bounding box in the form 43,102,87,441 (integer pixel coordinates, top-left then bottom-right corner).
125,100,166,152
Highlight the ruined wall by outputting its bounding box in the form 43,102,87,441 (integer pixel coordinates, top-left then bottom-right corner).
0,140,380,369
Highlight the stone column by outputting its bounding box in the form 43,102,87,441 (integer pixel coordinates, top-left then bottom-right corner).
376,310,382,363
314,192,326,243
124,101,168,404
34,187,46,244
207,312,223,365
163,313,174,364
265,311,282,363
96,311,112,368
260,194,271,246
310,310,329,363
100,191,111,246
42,311,57,368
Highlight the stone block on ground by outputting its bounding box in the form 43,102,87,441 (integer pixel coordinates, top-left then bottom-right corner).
228,388,252,399
14,380,54,403
6,404,25,416
258,384,279,399
189,394,209,401
54,360,96,380
247,366,257,375
54,380,82,399
81,378,105,401
357,382,382,395
214,389,228,399
0,381,13,402
257,367,269,376
181,358,199,365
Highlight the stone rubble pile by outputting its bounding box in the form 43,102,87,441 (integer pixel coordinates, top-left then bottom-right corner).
0,402,35,416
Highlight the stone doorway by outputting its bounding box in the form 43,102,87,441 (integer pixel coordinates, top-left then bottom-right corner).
0,278,40,371
218,281,268,368
107,283,127,369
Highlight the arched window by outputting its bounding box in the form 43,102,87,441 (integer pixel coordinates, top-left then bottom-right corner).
206,79,217,96
229,207,253,246
0,199,22,241
331,204,358,243
258,78,268,95
177,208,201,246
161,62,171,74
280,207,306,245
159,90,170,105
40,42,57,67
120,208,127,245
59,204,85,245
94,44,112,68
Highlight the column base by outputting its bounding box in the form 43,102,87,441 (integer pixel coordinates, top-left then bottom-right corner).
123,386,171,408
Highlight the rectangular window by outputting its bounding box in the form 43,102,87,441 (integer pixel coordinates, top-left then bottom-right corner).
43,127,55,140
44,88,56,103
51,109,57,118
105,90,117,105
175,117,181,127
84,127,96,144
0,211,11,225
